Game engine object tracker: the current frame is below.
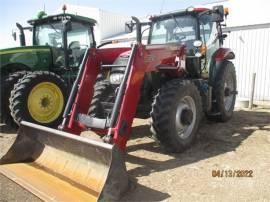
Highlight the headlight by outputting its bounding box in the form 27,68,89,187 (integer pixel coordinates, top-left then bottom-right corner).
109,73,124,85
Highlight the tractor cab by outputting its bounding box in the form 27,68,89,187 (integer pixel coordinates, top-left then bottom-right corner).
11,9,96,72
126,5,229,78
148,5,229,78
29,11,96,70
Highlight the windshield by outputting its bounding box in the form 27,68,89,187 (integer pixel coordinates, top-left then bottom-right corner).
150,15,197,45
35,21,94,68
35,21,94,48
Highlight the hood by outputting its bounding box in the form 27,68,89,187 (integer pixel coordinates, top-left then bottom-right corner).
0,46,52,72
0,46,51,56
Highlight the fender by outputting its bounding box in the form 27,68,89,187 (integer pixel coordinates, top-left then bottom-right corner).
214,48,235,61
0,63,31,75
209,48,235,85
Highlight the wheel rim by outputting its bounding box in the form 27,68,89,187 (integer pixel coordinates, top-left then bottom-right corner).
175,96,196,139
224,75,235,111
27,82,64,123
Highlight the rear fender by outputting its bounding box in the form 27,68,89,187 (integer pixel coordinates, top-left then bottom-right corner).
0,63,31,75
209,48,235,85
214,48,235,61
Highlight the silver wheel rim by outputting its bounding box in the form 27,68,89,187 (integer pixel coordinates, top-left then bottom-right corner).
175,96,196,139
224,75,234,111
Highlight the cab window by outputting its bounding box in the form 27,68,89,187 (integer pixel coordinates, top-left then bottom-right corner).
150,15,198,54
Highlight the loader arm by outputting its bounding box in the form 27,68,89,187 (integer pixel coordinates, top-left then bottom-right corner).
64,42,185,150
112,44,185,149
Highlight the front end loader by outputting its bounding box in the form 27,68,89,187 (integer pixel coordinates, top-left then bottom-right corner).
0,5,237,201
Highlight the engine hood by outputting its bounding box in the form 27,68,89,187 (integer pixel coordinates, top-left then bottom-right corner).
0,46,52,73
0,46,51,56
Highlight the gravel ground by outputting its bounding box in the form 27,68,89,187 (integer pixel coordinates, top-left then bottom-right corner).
0,108,270,202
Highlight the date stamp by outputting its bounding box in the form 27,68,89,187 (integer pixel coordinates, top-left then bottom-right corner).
212,170,253,177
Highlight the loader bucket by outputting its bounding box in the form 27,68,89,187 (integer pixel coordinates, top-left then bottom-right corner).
0,121,129,201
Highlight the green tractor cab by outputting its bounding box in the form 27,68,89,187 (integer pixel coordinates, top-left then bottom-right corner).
0,10,96,127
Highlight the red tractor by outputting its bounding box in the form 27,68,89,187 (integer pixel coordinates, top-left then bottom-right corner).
62,5,236,151
0,5,236,201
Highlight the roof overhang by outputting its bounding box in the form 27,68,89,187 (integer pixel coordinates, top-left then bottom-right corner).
150,7,209,21
28,13,96,26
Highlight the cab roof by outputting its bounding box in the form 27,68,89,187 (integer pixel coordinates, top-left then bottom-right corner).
28,13,96,26
151,7,209,21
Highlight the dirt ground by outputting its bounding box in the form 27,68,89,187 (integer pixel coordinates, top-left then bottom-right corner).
0,108,270,202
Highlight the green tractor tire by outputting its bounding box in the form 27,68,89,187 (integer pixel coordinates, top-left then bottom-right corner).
0,71,29,126
9,71,68,128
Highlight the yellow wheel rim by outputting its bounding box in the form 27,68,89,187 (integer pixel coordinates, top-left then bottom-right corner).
27,82,64,123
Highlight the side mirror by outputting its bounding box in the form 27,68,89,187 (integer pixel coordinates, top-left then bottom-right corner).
212,5,224,22
125,21,133,33
12,30,17,41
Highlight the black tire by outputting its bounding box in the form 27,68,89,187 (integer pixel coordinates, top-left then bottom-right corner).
88,80,115,118
0,71,29,126
150,79,202,153
9,71,68,127
207,61,237,122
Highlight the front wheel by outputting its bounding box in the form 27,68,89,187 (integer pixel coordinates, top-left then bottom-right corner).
150,80,202,153
9,71,67,127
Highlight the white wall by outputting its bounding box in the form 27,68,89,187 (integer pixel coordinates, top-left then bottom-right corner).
104,1,270,101
205,0,270,27
224,25,270,101
205,0,270,101
57,4,130,44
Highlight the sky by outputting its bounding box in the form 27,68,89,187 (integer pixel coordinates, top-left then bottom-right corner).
0,0,223,48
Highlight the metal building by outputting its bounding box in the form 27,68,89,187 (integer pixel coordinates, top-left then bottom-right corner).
56,4,130,44
224,24,270,102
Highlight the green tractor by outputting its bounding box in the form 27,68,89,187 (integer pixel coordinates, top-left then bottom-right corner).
0,9,96,127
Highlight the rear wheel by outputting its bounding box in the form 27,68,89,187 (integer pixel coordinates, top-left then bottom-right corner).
150,79,202,153
208,61,237,122
0,71,29,126
9,71,67,127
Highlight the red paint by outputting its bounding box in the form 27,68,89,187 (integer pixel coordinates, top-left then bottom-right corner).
64,43,186,150
193,8,209,13
214,48,235,61
98,48,130,64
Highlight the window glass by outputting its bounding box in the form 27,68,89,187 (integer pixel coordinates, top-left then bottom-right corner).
199,14,219,70
67,22,94,49
35,22,93,48
150,15,197,45
35,21,93,67
35,22,63,47
199,14,218,46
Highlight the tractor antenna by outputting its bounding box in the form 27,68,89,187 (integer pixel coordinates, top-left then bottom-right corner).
160,0,165,13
